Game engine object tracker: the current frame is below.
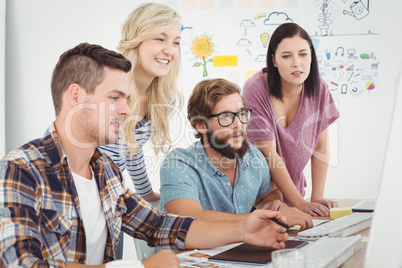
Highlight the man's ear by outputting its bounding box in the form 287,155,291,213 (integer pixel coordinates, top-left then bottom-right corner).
67,83,84,105
194,119,208,135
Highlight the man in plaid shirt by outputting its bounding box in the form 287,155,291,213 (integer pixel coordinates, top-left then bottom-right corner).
0,43,288,268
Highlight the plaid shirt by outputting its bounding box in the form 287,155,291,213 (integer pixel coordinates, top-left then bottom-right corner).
0,123,194,268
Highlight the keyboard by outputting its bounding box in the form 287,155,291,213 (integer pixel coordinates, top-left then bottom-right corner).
300,235,362,268
298,212,373,238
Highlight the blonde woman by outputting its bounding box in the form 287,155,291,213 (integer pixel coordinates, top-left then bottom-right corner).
100,3,182,203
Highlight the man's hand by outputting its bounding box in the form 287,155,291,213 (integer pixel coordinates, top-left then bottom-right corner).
261,201,313,230
260,199,288,211
242,210,288,249
141,191,160,202
141,249,180,268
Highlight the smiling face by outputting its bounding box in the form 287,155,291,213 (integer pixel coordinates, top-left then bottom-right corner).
206,93,249,159
76,68,130,146
272,35,312,88
135,21,181,82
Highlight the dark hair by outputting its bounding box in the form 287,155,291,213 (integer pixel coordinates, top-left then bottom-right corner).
51,42,132,115
266,23,320,100
187,78,245,139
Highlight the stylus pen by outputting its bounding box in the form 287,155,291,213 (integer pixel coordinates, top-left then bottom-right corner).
269,217,290,229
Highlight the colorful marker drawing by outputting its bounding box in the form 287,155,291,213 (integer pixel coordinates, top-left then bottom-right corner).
317,45,379,97
254,12,267,19
181,25,193,32
191,35,214,77
237,11,294,62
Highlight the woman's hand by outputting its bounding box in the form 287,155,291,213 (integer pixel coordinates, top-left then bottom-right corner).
311,198,338,209
296,200,331,217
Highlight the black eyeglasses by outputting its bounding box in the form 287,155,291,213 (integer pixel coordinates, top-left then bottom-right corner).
208,109,252,127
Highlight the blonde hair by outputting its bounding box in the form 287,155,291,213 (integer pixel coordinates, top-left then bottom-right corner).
119,2,182,155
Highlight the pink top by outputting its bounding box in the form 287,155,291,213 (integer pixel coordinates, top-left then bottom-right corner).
243,68,339,201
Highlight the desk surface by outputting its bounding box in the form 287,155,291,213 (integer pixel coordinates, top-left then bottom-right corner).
317,199,369,268
177,199,369,268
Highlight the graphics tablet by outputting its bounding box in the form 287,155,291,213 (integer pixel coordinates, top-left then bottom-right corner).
209,240,308,266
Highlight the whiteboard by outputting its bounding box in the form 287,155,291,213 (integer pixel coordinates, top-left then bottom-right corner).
4,0,402,200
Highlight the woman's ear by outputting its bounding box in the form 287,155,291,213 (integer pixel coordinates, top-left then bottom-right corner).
272,54,278,68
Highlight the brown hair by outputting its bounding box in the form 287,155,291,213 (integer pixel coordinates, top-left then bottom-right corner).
187,78,245,138
51,42,131,115
266,23,320,100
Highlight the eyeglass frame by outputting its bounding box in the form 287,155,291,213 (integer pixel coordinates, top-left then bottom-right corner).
207,108,253,127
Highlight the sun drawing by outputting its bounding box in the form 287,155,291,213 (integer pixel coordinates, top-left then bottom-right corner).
191,35,214,58
191,35,214,77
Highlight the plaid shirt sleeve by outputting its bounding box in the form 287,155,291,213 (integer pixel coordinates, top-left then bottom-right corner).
99,151,195,255
120,190,195,251
0,155,66,268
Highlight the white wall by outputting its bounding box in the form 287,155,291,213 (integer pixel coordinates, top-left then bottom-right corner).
5,0,402,203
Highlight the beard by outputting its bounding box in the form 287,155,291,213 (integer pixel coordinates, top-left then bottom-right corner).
206,131,249,159
76,108,112,147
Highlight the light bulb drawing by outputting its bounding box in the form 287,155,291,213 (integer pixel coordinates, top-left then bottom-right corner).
260,32,269,48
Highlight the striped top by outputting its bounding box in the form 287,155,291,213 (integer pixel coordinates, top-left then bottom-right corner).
99,117,154,196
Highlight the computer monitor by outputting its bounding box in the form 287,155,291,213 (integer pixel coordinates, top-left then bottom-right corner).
347,48,355,57
347,49,357,60
364,65,402,267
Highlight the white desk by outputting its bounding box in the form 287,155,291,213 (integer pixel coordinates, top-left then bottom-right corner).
177,199,369,268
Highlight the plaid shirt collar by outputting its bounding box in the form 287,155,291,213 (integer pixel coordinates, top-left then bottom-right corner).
46,122,109,193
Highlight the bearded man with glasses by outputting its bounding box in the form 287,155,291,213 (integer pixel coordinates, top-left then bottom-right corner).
160,78,312,230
